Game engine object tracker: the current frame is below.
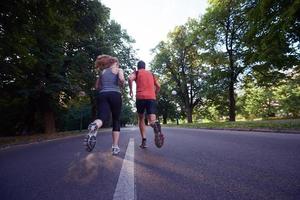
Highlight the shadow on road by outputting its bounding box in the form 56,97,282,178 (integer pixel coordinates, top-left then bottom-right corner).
64,151,122,185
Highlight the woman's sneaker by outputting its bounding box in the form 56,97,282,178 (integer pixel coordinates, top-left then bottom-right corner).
112,146,120,155
151,121,164,148
84,122,98,152
88,122,98,136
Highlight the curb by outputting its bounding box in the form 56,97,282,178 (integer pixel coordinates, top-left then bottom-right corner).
164,126,300,134
0,129,111,150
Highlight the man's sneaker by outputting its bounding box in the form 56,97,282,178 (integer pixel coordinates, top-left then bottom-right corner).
112,146,120,155
139,138,147,149
151,121,164,148
84,122,98,152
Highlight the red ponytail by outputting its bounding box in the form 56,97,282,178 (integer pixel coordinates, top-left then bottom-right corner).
95,55,118,70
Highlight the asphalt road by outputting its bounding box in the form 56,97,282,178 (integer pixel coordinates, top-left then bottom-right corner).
1,127,300,200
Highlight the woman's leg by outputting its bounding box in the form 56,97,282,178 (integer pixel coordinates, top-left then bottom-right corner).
93,93,110,130
112,131,120,146
92,119,103,129
109,92,122,149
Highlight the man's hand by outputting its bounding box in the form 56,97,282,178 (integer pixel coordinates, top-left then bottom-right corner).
128,72,135,98
129,90,133,98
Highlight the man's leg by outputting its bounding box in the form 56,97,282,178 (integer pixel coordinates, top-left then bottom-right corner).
147,114,156,125
138,113,148,148
138,113,146,139
148,114,161,134
146,100,164,148
148,114,164,148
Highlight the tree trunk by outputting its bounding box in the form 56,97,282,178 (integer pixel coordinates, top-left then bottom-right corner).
163,115,167,124
91,95,97,121
186,107,193,123
21,103,36,135
228,80,236,121
38,92,56,134
44,110,56,134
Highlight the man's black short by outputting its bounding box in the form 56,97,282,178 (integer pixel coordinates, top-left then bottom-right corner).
136,99,157,115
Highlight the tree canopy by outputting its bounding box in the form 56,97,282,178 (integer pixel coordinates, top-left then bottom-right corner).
0,0,299,135
0,0,136,135
151,0,299,123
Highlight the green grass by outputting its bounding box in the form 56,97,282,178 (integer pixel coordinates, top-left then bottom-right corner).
165,119,300,132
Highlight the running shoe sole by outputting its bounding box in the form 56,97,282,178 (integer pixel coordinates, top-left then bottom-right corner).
139,143,147,149
84,123,98,152
84,135,97,152
152,122,164,148
112,147,120,155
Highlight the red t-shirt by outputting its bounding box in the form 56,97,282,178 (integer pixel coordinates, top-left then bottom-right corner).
134,69,156,100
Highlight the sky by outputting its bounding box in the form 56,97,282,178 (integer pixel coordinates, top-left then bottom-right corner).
100,0,209,66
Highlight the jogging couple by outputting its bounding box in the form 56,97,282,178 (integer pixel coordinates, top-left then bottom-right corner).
84,55,164,154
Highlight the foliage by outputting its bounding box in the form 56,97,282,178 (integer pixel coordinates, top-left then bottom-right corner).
156,83,177,124
0,0,136,135
244,0,300,85
238,75,300,119
120,101,136,126
198,0,250,121
1,0,299,136
238,77,277,119
166,118,300,131
151,19,205,123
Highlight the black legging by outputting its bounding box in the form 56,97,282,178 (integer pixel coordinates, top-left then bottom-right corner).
97,91,122,131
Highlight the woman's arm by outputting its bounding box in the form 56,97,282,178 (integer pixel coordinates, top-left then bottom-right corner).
118,68,125,87
154,75,161,95
95,76,101,90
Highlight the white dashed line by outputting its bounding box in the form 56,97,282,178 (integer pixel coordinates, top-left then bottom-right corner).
113,138,135,200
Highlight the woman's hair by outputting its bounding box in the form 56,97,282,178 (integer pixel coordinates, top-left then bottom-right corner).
95,55,118,70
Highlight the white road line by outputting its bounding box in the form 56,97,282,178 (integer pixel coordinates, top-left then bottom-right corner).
113,138,135,200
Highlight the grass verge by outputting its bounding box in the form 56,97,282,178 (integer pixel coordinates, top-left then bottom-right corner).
164,119,300,133
0,130,86,149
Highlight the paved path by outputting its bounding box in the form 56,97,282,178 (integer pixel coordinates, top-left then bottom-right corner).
1,127,300,200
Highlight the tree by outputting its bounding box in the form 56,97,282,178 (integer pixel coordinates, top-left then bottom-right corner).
238,73,300,119
152,19,205,123
0,0,137,135
274,75,300,118
120,101,136,127
68,19,137,122
244,0,300,86
199,0,250,121
238,76,277,119
156,83,177,124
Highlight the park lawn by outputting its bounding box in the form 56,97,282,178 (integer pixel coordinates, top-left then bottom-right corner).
166,119,300,132
0,130,85,149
